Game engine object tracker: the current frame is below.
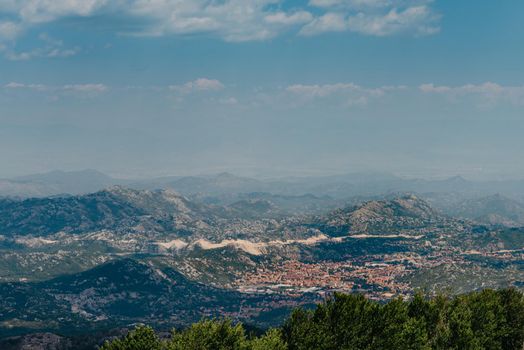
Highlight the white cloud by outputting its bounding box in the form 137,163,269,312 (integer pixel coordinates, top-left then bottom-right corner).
0,20,22,40
264,11,313,25
0,0,441,50
419,82,524,106
118,0,311,42
0,0,110,24
4,81,48,90
347,5,440,36
301,2,439,36
309,0,343,7
219,97,239,105
300,13,348,35
285,82,403,107
3,81,108,97
286,82,387,98
309,0,436,10
1,32,80,60
127,0,304,42
0,0,111,48
4,45,80,60
309,0,394,9
170,78,225,93
419,83,450,93
191,78,225,91
62,84,107,92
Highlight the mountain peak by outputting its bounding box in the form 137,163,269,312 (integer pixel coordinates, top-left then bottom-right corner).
444,175,469,183
14,169,113,182
354,195,435,217
6,169,120,197
322,196,442,235
215,172,237,179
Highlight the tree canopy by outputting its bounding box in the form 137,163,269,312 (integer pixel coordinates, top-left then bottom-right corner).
100,288,524,350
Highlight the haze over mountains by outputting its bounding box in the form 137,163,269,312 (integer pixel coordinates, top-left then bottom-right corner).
3,170,524,229
3,0,524,347
3,169,524,200
1,170,524,344
5,175,512,350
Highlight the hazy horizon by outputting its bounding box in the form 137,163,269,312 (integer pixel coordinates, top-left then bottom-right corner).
1,1,523,180
4,167,524,183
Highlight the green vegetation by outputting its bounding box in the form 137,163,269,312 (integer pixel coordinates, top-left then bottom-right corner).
100,321,286,350
101,288,524,350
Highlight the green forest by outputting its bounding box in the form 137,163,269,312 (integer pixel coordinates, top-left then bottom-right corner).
101,288,524,350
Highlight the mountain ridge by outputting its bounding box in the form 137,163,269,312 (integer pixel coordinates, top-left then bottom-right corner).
5,169,524,200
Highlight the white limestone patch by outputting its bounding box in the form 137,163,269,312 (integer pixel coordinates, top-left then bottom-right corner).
14,237,58,248
156,239,189,250
190,234,336,256
348,234,424,239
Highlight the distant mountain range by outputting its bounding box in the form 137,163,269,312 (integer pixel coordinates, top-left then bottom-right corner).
0,170,124,198
4,169,524,201
0,189,456,240
437,194,524,227
0,186,238,238
318,194,445,236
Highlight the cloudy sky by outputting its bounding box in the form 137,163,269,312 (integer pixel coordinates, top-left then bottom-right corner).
0,0,523,179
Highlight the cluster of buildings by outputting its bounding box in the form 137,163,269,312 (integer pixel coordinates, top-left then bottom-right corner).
233,243,522,301
235,255,416,300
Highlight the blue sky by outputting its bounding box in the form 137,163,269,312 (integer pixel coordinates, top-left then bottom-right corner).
0,0,523,179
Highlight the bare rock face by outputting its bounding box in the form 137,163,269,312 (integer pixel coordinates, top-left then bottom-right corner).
446,194,524,227
319,195,446,236
0,187,217,237
0,333,71,350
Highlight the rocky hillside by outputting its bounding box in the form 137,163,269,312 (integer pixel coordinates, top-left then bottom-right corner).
317,195,449,236
0,259,242,334
445,194,524,227
0,170,124,198
0,191,522,341
0,258,313,337
0,187,218,236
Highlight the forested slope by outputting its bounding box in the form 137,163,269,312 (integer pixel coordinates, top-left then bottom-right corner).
100,288,524,350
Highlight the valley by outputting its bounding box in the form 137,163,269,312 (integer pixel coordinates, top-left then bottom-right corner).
0,183,523,340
